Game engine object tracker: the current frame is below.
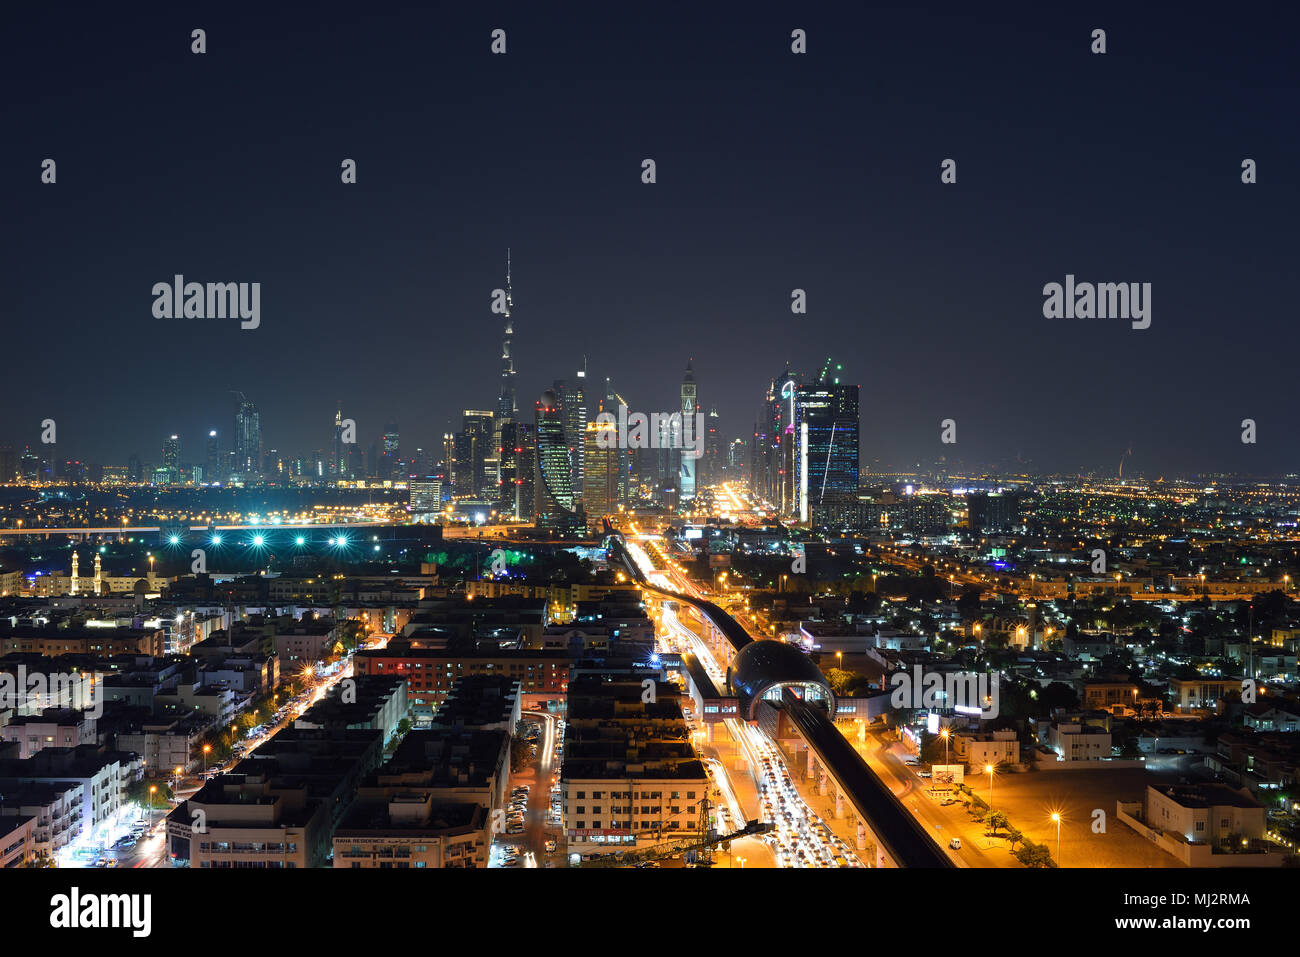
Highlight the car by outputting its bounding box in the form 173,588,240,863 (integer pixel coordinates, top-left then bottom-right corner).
949,838,962,850
544,840,557,853
506,825,525,835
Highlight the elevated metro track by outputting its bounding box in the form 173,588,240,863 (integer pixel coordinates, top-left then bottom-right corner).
609,524,953,868
782,690,954,868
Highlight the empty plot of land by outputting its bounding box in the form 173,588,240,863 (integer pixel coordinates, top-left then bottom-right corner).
980,767,1179,868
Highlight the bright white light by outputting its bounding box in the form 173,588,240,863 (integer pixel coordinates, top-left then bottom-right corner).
211,535,223,545
295,536,305,546
252,535,265,547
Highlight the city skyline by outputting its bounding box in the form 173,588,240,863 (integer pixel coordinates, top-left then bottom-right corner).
3,2,1299,912
5,5,1298,474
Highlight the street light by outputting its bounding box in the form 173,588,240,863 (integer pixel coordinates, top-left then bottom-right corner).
985,764,994,805
149,785,158,828
940,727,950,765
1051,811,1062,865
202,743,211,775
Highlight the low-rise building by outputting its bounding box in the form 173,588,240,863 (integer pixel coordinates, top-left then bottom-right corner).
952,728,1019,768
332,793,489,868
0,814,35,867
561,675,709,856
0,709,96,759
1041,721,1112,762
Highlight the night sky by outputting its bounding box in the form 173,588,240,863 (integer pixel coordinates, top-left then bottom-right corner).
5,2,1298,476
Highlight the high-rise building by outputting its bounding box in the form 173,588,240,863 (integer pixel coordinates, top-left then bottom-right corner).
0,445,15,483
796,360,860,528
604,379,631,506
553,363,587,501
728,437,746,477
702,407,721,491
206,430,221,483
534,391,582,536
163,434,180,470
498,249,517,419
765,368,799,515
455,411,494,497
381,422,400,480
441,431,456,491
583,417,619,530
967,492,1018,534
332,402,346,477
234,394,262,479
679,361,698,503
498,420,534,520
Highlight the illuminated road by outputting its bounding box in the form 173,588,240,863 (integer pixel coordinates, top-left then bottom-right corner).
627,531,858,868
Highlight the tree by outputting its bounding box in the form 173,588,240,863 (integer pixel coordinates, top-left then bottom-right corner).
986,811,1009,835
824,667,856,697
1040,682,1080,714
1014,841,1056,868
1005,825,1023,848
510,720,532,771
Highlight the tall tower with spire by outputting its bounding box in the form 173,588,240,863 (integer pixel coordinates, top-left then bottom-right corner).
497,249,517,419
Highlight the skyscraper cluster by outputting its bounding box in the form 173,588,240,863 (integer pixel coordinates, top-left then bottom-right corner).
752,358,861,528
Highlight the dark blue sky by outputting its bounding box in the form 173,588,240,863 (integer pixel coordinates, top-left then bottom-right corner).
5,1,1298,476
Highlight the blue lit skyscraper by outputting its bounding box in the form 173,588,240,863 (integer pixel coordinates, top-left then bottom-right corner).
796,359,859,528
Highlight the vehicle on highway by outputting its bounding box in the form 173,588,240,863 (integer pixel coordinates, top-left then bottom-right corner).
949,838,961,850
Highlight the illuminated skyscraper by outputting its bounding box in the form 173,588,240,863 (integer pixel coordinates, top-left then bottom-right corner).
498,420,534,520
583,416,618,530
680,360,698,503
332,402,346,477
552,362,587,500
702,407,721,490
534,391,581,536
381,422,400,479
206,429,221,483
795,359,860,528
162,434,180,470
498,249,517,419
233,394,261,479
456,411,494,497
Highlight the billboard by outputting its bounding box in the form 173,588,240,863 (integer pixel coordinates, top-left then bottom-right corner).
931,764,964,789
